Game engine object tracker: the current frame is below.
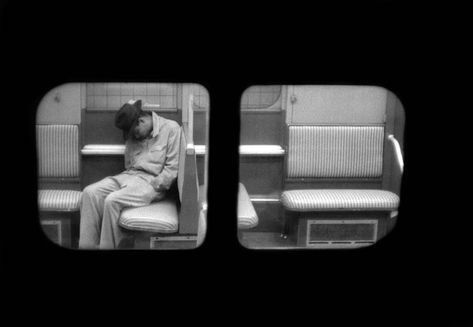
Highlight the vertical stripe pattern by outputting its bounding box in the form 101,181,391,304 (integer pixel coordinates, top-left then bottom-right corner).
36,125,79,178
287,126,384,178
281,189,399,211
38,190,82,211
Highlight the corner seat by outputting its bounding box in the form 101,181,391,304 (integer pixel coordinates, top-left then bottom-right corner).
238,183,259,229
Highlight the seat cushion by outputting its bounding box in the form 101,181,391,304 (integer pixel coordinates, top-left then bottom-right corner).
118,198,178,233
281,189,399,211
238,183,258,229
38,190,82,211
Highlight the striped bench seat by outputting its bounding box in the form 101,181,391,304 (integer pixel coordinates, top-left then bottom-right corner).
118,198,179,233
38,190,82,212
238,183,258,229
37,124,82,248
281,189,399,212
37,124,82,212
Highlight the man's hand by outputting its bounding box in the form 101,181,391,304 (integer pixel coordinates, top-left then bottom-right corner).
150,178,163,192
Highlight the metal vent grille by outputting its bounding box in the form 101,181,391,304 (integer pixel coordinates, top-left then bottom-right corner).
307,219,377,248
150,235,197,249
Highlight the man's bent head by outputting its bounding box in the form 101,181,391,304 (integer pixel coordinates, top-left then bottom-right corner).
133,111,153,140
115,99,144,140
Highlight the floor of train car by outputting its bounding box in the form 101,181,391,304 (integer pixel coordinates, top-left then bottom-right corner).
239,232,377,249
239,232,303,249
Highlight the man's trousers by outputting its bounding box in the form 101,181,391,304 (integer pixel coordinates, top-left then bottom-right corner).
79,173,162,249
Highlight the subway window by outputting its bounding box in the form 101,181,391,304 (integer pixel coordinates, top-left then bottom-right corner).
36,83,208,250
241,85,282,110
190,83,209,111
238,85,405,249
85,83,179,111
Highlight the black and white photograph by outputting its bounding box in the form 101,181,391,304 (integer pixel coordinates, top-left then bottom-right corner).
238,85,404,249
36,83,209,249
1,1,471,326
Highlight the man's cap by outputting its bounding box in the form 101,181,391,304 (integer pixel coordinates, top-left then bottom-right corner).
114,99,143,134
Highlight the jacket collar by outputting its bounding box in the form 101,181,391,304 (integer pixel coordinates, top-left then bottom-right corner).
151,111,161,138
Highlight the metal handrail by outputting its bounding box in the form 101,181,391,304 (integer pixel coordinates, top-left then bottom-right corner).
388,134,404,173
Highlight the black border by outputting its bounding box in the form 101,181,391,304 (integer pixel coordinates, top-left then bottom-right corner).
1,1,471,325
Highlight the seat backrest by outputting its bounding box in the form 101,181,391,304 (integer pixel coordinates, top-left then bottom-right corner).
287,125,384,179
36,124,80,178
285,86,391,181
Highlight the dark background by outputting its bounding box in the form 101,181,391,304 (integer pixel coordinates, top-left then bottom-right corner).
1,1,471,326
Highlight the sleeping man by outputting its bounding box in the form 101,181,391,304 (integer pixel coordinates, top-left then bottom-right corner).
79,100,181,249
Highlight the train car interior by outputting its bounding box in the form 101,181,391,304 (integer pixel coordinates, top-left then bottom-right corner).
36,83,208,249
238,85,405,249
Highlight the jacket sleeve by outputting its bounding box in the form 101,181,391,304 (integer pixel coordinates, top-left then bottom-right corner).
150,126,181,192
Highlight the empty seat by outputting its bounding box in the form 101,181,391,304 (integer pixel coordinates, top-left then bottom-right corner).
281,125,400,215
281,189,399,212
36,125,82,209
280,89,404,245
238,183,258,229
36,124,82,247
